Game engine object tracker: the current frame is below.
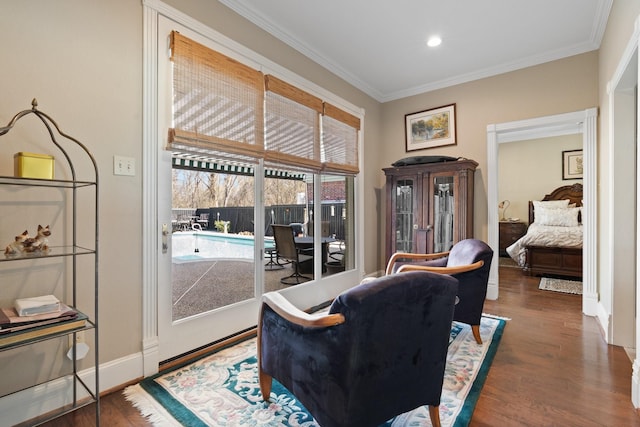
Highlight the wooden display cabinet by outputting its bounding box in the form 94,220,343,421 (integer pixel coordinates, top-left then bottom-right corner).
383,158,477,262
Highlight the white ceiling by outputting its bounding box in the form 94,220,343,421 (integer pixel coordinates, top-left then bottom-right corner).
220,0,612,102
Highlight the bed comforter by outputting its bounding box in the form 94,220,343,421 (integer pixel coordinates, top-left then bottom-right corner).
506,223,583,267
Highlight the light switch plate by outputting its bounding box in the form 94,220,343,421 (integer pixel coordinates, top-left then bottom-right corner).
114,155,135,176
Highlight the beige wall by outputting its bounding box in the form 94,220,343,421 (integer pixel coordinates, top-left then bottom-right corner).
596,1,640,340
498,134,583,223
0,0,144,368
379,52,598,268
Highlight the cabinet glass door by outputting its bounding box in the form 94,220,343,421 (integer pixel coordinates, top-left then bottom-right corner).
433,176,455,252
395,179,414,252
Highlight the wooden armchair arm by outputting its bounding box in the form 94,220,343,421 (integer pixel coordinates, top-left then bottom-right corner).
260,292,345,328
396,260,484,275
385,251,450,275
257,293,345,401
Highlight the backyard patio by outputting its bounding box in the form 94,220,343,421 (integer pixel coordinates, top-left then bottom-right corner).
171,244,345,320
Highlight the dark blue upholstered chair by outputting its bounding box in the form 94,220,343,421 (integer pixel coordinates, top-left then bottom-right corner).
258,271,458,427
385,238,493,344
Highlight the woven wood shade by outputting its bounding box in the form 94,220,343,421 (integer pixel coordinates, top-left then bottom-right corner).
167,32,360,176
168,31,264,159
322,103,360,174
324,102,361,130
264,75,322,172
265,75,323,112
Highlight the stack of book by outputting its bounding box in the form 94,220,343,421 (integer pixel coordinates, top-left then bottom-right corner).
14,294,61,316
0,295,87,347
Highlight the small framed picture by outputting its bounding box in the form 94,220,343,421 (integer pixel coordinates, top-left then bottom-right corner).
562,149,583,180
405,103,456,152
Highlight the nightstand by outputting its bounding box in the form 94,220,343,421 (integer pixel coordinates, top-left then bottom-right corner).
499,221,527,257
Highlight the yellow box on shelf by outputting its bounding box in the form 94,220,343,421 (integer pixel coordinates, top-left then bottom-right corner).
14,152,54,179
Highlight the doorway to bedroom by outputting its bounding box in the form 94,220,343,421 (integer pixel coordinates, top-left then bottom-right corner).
497,134,584,294
487,109,597,316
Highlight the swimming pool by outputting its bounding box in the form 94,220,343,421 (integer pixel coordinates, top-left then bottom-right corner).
172,231,274,262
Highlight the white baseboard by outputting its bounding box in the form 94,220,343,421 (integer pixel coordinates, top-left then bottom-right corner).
582,290,599,317
596,301,610,343
633,358,640,408
486,280,499,300
370,269,384,278
0,351,144,426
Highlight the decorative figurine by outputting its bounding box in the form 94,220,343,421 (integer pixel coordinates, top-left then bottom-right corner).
4,225,51,255
4,230,29,255
32,225,51,252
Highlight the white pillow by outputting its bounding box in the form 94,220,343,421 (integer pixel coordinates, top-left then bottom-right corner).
532,199,570,210
536,206,580,227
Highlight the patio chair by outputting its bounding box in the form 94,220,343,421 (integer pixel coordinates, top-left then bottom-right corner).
177,215,190,231
307,220,330,237
328,239,345,262
272,224,313,285
196,213,209,229
289,222,304,237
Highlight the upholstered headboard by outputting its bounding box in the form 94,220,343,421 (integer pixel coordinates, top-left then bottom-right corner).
528,183,583,224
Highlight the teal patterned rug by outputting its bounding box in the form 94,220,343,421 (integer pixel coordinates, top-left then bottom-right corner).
124,315,506,427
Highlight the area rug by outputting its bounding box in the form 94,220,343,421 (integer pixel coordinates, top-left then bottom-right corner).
124,315,506,427
539,277,582,294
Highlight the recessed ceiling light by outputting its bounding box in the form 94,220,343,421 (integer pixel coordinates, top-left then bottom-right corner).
427,36,442,47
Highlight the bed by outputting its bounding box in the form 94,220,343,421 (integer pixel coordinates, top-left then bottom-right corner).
506,183,583,279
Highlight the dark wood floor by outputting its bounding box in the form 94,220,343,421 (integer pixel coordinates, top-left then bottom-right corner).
41,265,640,426
476,266,640,427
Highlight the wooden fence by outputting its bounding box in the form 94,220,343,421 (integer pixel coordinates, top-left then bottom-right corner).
173,203,347,239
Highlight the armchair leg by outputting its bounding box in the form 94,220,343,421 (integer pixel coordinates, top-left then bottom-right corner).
471,324,482,344
258,368,273,401
257,308,272,401
428,405,441,427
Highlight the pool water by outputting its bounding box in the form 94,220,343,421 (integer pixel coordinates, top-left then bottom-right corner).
172,231,274,262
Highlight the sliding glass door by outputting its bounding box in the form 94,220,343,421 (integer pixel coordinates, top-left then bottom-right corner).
156,19,266,360
153,15,361,362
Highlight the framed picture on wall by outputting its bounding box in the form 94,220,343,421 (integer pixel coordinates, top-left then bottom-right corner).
562,149,583,180
405,103,456,152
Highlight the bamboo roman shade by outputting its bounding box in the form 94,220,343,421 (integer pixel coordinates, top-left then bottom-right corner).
168,31,264,161
264,74,322,172
322,103,360,175
167,31,360,175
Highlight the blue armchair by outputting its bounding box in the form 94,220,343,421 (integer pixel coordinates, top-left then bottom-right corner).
258,271,458,427
385,238,493,344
